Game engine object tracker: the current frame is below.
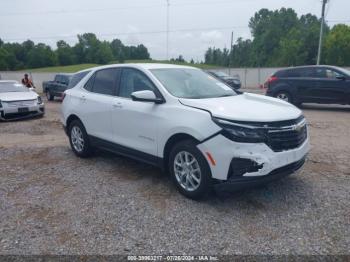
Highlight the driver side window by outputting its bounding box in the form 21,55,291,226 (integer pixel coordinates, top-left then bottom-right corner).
119,68,156,98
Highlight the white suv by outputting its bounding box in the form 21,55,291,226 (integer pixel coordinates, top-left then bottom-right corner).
61,64,309,199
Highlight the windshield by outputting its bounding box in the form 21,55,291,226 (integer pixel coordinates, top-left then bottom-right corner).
151,68,236,99
0,82,29,93
213,71,229,77
336,67,350,77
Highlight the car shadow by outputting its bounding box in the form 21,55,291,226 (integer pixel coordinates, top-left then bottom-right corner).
301,103,350,112
91,149,312,211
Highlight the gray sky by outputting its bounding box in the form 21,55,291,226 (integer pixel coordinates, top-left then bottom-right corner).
1,0,349,61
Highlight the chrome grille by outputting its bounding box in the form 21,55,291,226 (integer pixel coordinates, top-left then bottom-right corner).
266,119,307,152
6,100,36,107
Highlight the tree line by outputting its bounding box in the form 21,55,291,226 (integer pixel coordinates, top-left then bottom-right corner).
205,8,350,67
0,33,150,70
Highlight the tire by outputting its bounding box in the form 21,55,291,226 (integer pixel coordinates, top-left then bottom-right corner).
46,90,54,101
169,139,212,199
274,91,293,104
68,120,93,158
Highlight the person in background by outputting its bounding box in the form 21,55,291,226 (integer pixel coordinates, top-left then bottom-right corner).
22,73,35,88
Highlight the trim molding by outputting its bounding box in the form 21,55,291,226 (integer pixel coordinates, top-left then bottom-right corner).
89,136,164,169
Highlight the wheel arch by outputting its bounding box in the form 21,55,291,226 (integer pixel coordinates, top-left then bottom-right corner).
66,114,83,129
163,133,199,171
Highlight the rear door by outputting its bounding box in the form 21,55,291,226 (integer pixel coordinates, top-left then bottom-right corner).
290,67,320,103
77,68,120,142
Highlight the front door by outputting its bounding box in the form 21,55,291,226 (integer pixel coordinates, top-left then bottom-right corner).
111,68,161,157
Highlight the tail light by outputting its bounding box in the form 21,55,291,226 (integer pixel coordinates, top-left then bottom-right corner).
264,76,278,89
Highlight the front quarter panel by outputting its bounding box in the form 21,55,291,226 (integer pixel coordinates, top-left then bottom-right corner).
157,103,221,158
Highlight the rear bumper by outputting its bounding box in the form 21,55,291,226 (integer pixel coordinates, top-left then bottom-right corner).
214,157,306,191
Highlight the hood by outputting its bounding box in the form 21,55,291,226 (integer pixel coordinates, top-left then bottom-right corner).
0,90,38,102
179,93,302,122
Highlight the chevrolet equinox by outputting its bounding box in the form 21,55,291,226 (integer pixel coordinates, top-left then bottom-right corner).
61,64,309,199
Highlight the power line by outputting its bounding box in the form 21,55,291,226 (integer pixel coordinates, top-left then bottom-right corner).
2,25,249,42
0,0,242,17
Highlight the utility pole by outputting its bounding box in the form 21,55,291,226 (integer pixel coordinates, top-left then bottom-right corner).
229,31,233,75
317,0,328,65
166,0,170,61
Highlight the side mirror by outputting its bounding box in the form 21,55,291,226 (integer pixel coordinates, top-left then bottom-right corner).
336,75,346,80
131,90,164,104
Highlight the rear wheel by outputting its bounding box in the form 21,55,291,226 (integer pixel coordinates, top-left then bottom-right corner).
46,90,54,101
275,91,292,103
68,120,93,158
169,140,212,199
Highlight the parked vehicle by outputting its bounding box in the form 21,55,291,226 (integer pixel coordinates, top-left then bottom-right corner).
0,80,44,121
61,64,309,199
207,71,241,89
68,69,92,90
43,74,72,101
264,65,350,106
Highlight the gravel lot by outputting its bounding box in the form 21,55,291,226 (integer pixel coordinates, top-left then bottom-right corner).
0,97,349,256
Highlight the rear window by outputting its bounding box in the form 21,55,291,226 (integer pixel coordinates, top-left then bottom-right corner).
68,71,91,89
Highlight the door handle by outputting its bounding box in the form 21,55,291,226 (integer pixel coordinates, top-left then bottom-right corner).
113,102,123,109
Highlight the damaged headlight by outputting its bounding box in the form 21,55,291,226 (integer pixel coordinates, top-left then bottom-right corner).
212,117,266,143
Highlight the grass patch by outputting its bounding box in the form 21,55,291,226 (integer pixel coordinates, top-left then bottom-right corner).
21,60,222,73
20,64,99,73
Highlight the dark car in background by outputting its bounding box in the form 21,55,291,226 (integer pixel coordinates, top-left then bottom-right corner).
207,71,241,89
264,65,350,106
43,74,72,101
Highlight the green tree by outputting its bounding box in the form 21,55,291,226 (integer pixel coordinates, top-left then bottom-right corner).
56,40,76,65
95,41,114,64
27,43,57,68
110,39,125,62
324,24,350,66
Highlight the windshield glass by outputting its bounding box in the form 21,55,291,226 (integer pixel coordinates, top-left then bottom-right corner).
151,68,236,99
214,71,229,77
336,67,350,77
0,82,29,93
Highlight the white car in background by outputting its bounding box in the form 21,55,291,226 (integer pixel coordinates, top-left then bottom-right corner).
61,64,309,199
0,80,45,121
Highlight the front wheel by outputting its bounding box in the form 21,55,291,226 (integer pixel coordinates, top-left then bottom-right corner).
275,91,292,103
46,90,54,101
169,140,212,199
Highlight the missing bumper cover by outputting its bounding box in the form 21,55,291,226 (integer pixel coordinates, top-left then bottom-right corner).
228,158,263,178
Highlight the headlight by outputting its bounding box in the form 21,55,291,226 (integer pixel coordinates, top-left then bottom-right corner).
212,117,266,143
37,96,43,104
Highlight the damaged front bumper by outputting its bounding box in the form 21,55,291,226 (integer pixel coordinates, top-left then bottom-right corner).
197,134,309,188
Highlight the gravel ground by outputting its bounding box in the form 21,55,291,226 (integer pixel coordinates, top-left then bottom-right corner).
0,98,349,256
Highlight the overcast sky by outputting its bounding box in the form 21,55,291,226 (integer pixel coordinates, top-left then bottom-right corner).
1,0,349,61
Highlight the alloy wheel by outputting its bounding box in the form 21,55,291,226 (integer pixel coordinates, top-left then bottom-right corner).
174,151,202,192
71,126,85,152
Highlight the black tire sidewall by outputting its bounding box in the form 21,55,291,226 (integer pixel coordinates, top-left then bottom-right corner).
169,140,212,199
68,120,92,158
46,90,54,101
275,91,293,104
